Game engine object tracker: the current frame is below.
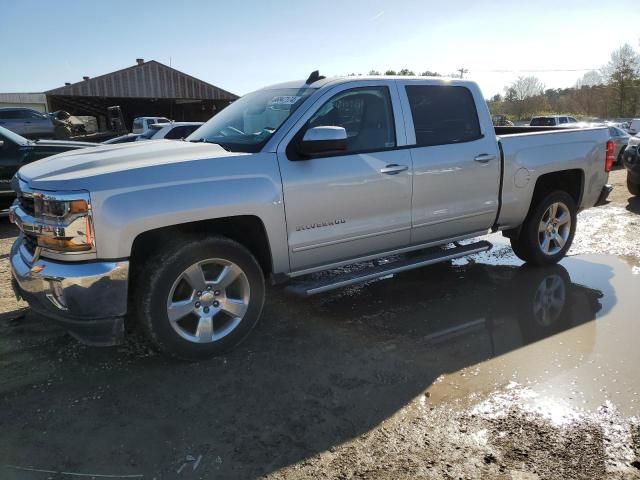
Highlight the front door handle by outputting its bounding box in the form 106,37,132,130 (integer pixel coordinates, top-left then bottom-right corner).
474,154,497,163
380,164,409,175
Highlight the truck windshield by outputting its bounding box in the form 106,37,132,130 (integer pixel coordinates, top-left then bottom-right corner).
187,88,317,152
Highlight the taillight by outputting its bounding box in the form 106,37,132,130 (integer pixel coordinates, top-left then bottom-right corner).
605,140,615,172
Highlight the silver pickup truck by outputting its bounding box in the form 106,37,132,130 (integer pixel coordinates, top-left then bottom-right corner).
9,72,613,359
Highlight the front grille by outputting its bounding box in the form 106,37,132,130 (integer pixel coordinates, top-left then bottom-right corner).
18,194,35,216
23,233,37,254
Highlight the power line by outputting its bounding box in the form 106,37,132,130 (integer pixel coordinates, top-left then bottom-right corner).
473,68,599,73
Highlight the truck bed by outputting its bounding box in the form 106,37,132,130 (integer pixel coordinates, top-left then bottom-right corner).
495,126,610,230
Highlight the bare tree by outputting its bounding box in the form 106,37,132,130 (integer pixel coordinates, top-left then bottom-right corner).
368,70,381,76
602,43,640,116
575,70,603,88
507,76,545,101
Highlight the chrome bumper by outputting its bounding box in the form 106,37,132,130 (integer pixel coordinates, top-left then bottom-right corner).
10,235,129,345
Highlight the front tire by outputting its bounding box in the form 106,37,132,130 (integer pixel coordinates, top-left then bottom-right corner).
510,191,577,266
628,173,640,196
136,235,265,360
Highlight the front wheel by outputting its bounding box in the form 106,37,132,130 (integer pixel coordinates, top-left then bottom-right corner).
510,191,577,266
136,236,265,360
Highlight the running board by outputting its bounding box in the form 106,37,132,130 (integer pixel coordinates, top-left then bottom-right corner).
285,240,492,296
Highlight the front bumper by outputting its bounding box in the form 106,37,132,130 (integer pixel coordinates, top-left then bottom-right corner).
10,236,129,345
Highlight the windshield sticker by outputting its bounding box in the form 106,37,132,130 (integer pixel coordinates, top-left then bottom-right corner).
268,96,301,106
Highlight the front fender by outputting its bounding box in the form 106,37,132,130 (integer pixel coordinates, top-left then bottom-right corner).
90,158,290,274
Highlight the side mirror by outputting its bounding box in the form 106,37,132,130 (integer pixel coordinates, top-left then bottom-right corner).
298,126,347,158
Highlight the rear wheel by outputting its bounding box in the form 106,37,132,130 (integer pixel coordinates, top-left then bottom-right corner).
628,173,640,196
510,191,577,266
137,236,265,360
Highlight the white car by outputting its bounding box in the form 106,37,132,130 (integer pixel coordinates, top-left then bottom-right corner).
132,116,170,134
136,122,204,141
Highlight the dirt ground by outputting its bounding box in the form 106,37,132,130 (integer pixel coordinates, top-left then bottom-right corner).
0,168,639,480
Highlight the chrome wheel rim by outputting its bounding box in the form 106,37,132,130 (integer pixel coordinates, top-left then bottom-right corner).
538,202,571,256
532,274,566,326
166,259,250,343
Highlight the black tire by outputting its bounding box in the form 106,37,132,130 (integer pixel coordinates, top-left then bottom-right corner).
510,191,577,266
617,147,626,166
136,235,265,360
628,174,640,196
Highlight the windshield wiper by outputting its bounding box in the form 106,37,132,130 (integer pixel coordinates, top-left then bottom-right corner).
188,138,231,151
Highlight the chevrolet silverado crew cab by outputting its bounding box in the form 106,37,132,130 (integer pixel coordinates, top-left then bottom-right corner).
10,72,613,359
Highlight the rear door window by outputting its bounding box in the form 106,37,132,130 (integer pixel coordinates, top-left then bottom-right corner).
559,117,568,124
405,85,481,146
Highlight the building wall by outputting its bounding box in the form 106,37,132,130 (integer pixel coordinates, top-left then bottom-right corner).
0,93,48,112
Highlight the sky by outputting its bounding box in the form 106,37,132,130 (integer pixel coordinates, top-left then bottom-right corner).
1,0,639,99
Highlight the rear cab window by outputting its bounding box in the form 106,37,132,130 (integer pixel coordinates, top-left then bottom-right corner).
404,85,481,146
530,117,556,126
140,124,164,139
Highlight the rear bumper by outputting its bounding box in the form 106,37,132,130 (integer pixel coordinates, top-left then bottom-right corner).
10,236,129,345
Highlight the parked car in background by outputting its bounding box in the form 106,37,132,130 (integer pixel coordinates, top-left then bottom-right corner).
623,133,640,196
628,119,640,135
607,126,630,164
0,108,55,139
9,73,612,359
136,122,204,141
530,115,578,127
132,116,170,134
102,133,142,144
0,126,96,212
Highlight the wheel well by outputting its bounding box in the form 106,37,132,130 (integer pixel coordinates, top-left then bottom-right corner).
129,216,273,280
502,169,583,240
532,169,583,206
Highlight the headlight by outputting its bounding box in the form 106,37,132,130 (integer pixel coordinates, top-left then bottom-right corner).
12,190,96,254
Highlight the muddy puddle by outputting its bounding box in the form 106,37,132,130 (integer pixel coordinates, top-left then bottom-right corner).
1,217,639,478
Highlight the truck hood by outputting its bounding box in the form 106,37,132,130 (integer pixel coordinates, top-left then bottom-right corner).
19,140,239,188
32,138,98,149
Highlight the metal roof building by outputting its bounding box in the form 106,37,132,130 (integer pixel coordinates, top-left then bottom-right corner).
45,59,238,129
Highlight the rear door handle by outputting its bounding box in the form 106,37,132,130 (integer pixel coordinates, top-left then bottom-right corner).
474,154,497,163
380,164,409,175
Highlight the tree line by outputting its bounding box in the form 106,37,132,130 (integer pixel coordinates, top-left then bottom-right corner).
488,43,640,121
358,41,640,121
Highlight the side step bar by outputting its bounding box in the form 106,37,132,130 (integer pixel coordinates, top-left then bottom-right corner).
285,240,492,296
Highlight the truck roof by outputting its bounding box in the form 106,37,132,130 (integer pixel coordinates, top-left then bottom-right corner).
261,75,477,91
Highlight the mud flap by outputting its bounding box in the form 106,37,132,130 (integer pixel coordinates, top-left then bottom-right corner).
594,184,613,207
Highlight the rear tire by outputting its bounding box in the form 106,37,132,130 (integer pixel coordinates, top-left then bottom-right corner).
628,174,640,196
510,191,577,266
136,235,265,360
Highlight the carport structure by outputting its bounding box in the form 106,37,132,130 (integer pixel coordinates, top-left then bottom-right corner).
45,59,238,130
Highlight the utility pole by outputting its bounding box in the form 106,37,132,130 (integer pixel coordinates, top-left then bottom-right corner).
457,67,469,79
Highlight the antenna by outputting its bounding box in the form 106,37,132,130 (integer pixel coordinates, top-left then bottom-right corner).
305,70,325,84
